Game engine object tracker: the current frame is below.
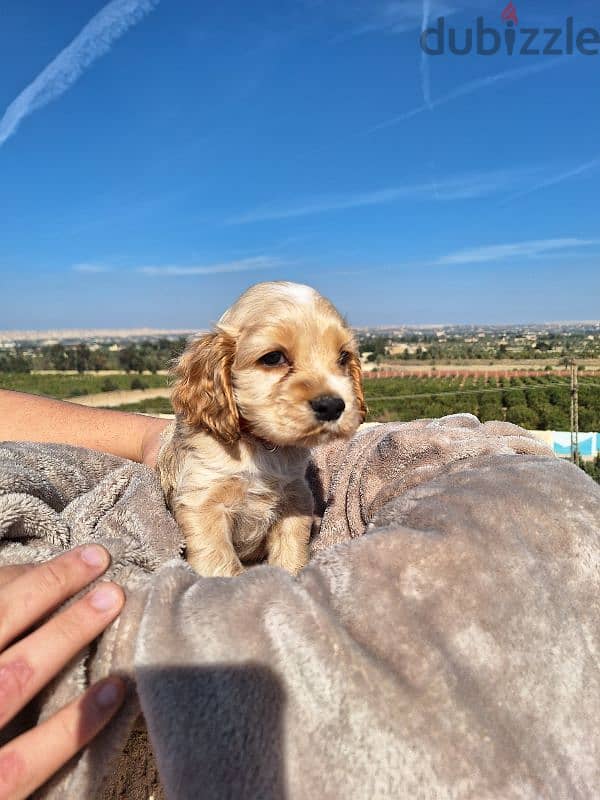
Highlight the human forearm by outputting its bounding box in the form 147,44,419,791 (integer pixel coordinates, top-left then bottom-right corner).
0,389,170,466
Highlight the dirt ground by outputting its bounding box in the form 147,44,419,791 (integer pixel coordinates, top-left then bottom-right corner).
374,359,600,374
69,388,172,407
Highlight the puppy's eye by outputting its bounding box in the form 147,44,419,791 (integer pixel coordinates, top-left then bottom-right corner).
259,351,288,367
338,350,351,367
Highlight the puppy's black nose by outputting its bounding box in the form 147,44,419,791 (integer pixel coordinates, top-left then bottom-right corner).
310,395,345,422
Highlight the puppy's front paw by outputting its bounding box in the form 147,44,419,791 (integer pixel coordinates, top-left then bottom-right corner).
267,533,310,575
268,551,309,575
187,551,245,578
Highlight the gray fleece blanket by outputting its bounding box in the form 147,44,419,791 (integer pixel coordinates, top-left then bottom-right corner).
0,414,599,799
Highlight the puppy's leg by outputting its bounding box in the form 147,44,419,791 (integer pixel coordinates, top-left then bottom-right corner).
175,481,246,577
267,479,313,575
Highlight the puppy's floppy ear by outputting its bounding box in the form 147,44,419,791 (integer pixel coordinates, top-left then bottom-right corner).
171,328,240,442
347,351,367,423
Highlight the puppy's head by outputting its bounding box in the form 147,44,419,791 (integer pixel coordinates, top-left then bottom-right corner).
171,281,366,447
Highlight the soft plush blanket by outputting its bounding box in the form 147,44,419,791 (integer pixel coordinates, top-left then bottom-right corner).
0,415,598,799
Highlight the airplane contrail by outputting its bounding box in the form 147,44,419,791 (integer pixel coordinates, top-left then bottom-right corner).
368,58,563,133
420,0,433,109
0,0,160,148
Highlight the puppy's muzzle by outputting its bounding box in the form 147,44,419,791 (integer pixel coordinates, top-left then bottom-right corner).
310,395,345,422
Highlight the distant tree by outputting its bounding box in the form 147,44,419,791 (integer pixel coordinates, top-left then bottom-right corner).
12,353,32,373
578,408,597,431
144,355,161,374
583,455,600,484
359,336,388,357
118,345,145,374
48,344,69,370
539,406,568,430
63,348,80,371
0,349,33,373
506,405,539,429
89,350,109,371
74,344,91,374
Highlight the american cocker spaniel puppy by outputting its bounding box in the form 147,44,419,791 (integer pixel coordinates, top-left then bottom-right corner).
157,281,366,577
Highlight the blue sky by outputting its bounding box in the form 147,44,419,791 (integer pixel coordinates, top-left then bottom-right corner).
0,0,599,328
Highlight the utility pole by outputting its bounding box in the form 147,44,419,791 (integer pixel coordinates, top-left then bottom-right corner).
570,360,579,465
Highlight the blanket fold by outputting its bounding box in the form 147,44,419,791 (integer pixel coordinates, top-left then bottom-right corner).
0,416,598,799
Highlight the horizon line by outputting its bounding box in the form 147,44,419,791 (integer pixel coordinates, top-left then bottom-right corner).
1,319,599,340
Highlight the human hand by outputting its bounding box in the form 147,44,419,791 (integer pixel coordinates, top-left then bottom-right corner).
0,546,126,800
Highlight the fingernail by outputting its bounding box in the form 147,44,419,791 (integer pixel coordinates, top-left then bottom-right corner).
80,545,109,569
94,679,123,709
88,584,122,612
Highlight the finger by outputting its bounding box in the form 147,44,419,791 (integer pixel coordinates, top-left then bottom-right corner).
0,565,32,588
0,545,111,651
0,583,125,729
0,676,125,800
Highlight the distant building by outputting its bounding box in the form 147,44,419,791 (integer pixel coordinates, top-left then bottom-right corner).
530,431,599,461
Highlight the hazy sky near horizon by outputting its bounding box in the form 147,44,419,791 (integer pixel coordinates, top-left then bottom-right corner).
1,0,599,328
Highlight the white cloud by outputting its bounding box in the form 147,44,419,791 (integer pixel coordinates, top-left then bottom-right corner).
507,156,600,201
136,256,282,276
0,0,160,148
332,0,455,39
228,168,540,224
436,238,600,266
